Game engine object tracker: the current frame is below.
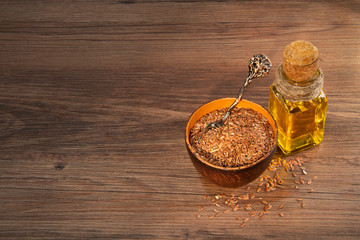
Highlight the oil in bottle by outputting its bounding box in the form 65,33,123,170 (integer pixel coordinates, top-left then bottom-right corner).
269,40,328,154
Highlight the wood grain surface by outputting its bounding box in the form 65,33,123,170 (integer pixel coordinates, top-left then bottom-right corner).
0,0,359,239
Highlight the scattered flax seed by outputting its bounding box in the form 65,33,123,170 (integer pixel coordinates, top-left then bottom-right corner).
264,204,272,211
233,205,239,211
244,204,252,211
239,194,249,200
195,154,318,227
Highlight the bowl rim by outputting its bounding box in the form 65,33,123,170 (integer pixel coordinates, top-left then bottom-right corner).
185,98,278,171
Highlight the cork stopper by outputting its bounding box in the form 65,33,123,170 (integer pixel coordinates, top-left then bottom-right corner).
283,40,319,82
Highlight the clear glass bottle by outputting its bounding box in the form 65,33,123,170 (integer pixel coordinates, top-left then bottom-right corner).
269,41,328,155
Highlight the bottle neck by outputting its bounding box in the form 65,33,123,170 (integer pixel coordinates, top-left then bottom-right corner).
274,64,324,102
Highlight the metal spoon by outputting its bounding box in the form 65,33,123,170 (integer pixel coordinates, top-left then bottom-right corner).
197,53,272,142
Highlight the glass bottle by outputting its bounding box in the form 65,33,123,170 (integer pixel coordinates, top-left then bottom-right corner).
269,40,328,155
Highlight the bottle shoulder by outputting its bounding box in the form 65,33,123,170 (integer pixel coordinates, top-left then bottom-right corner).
272,65,324,102
270,84,327,113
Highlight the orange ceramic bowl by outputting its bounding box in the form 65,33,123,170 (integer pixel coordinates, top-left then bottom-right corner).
185,98,278,187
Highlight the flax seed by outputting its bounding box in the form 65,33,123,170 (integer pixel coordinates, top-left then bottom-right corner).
278,205,284,209
279,212,285,217
189,108,276,167
241,222,246,228
244,217,249,222
244,204,252,211
301,202,305,208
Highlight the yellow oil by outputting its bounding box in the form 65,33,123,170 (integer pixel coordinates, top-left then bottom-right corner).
269,85,328,154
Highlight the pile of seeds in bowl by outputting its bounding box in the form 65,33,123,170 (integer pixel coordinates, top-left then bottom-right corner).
190,107,276,167
195,155,318,228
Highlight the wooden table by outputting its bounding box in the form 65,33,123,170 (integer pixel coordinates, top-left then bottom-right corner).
1,1,359,239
